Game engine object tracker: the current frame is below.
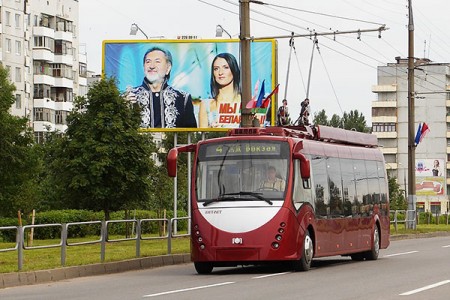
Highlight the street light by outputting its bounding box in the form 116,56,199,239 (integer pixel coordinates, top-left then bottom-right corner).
215,24,232,39
130,23,148,39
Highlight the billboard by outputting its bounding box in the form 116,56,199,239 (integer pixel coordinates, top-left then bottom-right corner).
415,158,445,196
102,39,277,131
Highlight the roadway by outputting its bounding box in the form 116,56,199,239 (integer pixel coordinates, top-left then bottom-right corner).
1,236,449,300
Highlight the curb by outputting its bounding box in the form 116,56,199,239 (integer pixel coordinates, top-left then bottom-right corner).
0,253,191,289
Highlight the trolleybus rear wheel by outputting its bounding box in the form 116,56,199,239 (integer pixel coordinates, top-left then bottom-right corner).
194,262,213,274
364,226,380,260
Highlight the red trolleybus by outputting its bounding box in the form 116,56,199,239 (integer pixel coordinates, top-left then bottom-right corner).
167,125,390,274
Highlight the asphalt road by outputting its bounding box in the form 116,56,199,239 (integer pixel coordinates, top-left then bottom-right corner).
1,236,449,300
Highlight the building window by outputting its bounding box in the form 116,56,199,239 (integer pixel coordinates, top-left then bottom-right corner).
15,14,20,28
5,38,11,53
15,40,21,55
54,40,73,55
55,111,67,124
34,84,51,99
34,132,45,144
15,94,21,109
372,122,396,132
5,11,11,26
33,36,55,51
34,108,44,121
15,67,21,82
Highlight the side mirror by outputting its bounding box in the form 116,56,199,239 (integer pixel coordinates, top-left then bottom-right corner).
167,148,178,177
167,144,196,177
293,152,310,179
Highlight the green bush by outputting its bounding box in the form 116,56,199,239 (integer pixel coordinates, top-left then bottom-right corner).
0,218,23,242
0,209,189,240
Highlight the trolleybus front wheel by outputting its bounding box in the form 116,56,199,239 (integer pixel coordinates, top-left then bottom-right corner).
293,230,313,271
194,262,213,274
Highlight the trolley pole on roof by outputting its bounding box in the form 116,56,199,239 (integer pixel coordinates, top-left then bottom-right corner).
240,0,253,127
407,0,416,229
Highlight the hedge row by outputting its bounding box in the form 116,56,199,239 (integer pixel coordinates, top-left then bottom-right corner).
0,209,188,242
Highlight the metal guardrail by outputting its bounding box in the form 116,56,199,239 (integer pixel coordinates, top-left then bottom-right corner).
0,217,189,271
390,210,416,232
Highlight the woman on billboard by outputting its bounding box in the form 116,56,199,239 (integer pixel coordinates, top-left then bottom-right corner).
198,52,241,128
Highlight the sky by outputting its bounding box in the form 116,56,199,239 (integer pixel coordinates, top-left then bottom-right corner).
79,0,450,124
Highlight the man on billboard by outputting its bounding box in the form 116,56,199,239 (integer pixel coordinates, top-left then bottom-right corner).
126,47,197,128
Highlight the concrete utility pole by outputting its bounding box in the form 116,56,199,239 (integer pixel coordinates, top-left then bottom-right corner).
407,0,416,229
239,0,253,127
238,1,386,128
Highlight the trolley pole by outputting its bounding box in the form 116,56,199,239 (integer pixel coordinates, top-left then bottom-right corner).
239,0,252,127
407,0,416,229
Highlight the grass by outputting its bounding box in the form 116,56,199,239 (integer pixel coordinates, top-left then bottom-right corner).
0,236,190,274
1,224,449,274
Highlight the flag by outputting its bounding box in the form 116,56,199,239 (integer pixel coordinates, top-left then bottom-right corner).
255,80,266,108
419,122,430,143
415,122,430,145
245,80,260,109
261,84,280,108
414,123,422,145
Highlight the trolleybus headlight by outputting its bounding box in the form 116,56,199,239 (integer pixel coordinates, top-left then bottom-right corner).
195,230,200,236
271,242,280,249
278,228,284,233
280,222,286,227
198,237,203,242
275,234,282,241
194,224,199,229
200,244,205,250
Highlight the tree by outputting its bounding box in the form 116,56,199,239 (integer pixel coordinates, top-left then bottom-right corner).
342,110,369,133
313,109,369,133
388,175,407,211
312,109,328,126
0,64,40,217
42,78,157,219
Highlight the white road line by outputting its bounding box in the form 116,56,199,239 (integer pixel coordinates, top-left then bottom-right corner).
442,245,450,248
142,282,235,298
253,272,291,279
383,250,419,258
399,280,450,296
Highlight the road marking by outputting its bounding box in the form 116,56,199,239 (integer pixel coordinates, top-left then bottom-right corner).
383,251,418,258
253,272,291,279
400,280,450,296
142,282,235,298
442,245,450,248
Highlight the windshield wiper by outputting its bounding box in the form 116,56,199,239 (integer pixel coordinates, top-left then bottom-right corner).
203,191,273,207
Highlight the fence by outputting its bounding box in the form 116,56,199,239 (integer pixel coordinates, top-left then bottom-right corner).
390,210,450,232
0,217,189,271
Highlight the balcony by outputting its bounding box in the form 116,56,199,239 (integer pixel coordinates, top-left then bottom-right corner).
32,48,55,62
372,116,397,123
374,131,398,139
372,100,397,108
34,26,55,38
372,84,397,93
381,147,398,155
54,30,73,42
34,74,55,86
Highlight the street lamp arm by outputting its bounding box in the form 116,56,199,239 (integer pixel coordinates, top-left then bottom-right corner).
130,23,148,39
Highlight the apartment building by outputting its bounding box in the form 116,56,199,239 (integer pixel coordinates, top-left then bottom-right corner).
372,57,450,214
1,0,87,141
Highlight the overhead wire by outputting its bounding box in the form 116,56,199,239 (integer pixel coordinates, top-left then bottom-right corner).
203,0,448,100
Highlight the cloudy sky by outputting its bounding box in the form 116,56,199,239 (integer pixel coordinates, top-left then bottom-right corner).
79,0,450,123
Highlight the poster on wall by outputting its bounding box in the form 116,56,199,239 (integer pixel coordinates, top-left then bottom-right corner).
102,39,277,131
415,158,445,196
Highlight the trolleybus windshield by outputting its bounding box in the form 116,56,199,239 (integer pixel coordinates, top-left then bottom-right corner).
196,141,290,204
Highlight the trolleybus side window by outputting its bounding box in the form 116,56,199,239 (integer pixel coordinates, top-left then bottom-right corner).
354,159,370,216
340,158,357,217
292,159,312,210
366,160,380,212
327,157,344,217
311,156,329,218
